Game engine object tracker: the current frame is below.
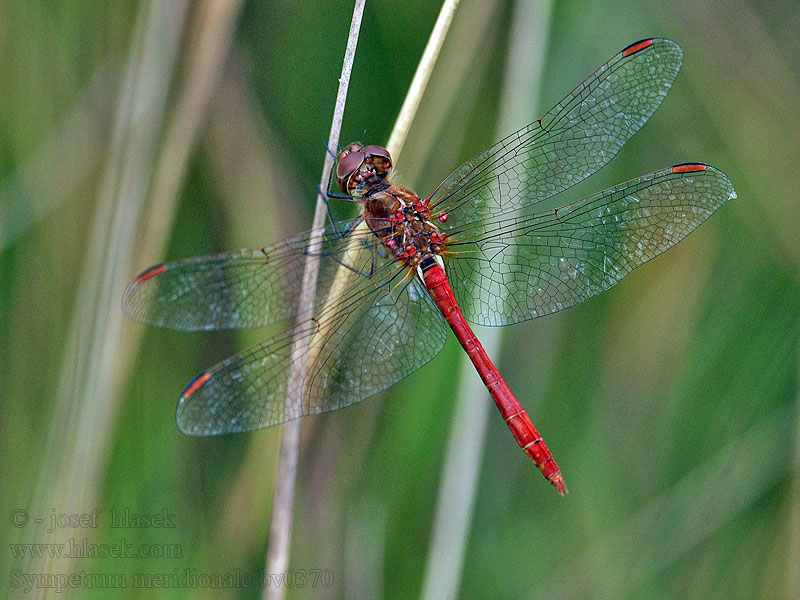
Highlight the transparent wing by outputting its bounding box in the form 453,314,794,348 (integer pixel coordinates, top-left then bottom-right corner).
122,218,385,331
428,38,683,228
175,265,448,435
444,164,736,326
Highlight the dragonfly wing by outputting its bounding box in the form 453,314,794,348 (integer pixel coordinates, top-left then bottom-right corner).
122,218,381,331
428,38,683,227
175,263,448,435
445,164,735,326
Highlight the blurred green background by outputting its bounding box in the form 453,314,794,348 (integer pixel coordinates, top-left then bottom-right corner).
2,1,798,598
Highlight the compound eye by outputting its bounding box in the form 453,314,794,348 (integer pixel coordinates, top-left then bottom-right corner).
335,150,365,194
336,150,364,180
336,143,363,165
362,145,392,162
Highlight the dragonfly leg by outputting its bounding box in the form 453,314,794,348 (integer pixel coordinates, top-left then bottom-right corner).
333,231,387,279
317,184,360,238
298,214,379,279
370,242,380,275
323,238,381,280
337,216,365,238
323,139,340,160
318,185,352,203
322,141,356,201
318,144,360,238
317,187,345,238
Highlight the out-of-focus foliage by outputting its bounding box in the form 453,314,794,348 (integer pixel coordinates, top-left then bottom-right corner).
2,1,798,599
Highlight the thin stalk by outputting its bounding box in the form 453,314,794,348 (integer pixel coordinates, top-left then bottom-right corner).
262,3,366,598
17,0,243,593
22,0,190,587
264,0,460,593
386,0,460,159
420,2,553,599
204,50,305,556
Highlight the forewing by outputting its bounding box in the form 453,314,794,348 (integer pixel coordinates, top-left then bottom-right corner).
445,164,736,326
428,38,683,227
175,265,448,435
122,218,380,331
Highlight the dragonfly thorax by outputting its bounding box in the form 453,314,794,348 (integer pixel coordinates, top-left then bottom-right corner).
362,183,446,268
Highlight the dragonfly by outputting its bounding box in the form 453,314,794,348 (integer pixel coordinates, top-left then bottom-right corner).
124,38,735,495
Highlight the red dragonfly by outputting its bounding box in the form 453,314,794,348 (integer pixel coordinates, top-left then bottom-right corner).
124,39,735,494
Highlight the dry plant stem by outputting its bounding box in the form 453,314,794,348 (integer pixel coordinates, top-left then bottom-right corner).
22,0,190,589
267,3,461,591
265,0,459,591
386,0,460,159
263,2,365,598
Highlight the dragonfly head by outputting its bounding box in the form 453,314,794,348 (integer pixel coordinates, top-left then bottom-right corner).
336,143,393,198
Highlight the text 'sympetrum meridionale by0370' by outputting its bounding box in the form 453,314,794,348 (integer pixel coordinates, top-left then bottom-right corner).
124,39,736,495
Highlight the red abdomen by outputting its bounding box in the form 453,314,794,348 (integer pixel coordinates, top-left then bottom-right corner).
421,259,566,495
